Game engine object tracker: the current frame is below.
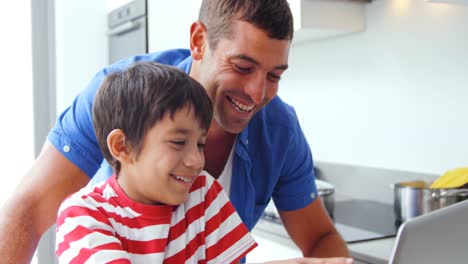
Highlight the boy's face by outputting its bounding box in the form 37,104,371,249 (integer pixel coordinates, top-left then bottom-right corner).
196,20,290,134
118,105,206,205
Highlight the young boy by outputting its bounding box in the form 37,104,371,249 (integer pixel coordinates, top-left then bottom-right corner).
55,62,257,263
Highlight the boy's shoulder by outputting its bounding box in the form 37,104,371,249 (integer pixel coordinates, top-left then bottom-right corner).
58,181,113,213
186,172,225,204
195,171,222,189
189,171,214,193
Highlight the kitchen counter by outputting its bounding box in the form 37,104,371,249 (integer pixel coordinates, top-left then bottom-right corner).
245,162,432,263
249,218,396,264
348,237,395,264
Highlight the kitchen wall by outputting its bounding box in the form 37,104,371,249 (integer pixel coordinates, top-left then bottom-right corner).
279,0,468,175
0,2,34,206
148,0,201,52
55,0,109,113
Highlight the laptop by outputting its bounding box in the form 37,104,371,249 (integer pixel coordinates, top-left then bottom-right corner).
388,200,468,264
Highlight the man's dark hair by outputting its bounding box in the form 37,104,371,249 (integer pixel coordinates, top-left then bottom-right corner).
199,0,294,49
93,62,213,173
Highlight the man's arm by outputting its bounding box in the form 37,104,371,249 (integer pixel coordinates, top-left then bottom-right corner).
0,141,90,264
279,198,349,258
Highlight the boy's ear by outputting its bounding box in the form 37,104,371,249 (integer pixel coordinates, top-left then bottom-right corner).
107,129,132,163
189,20,207,61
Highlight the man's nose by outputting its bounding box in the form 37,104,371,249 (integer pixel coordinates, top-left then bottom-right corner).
245,73,266,104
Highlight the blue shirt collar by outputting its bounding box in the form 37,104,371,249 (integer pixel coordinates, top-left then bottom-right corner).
177,55,193,74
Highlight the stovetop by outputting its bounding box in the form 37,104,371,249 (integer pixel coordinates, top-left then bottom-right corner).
260,199,398,243
333,199,398,243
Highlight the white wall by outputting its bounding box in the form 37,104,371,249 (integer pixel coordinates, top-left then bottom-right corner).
279,0,468,174
0,2,34,206
55,0,109,113
148,0,202,52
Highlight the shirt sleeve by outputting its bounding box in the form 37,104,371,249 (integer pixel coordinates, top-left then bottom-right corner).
272,107,318,211
55,194,131,264
48,69,108,178
47,50,193,179
203,176,257,264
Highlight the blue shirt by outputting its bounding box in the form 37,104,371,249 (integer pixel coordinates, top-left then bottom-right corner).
48,49,318,230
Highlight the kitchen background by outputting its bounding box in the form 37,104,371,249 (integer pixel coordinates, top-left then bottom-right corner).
2,0,467,263
56,0,468,175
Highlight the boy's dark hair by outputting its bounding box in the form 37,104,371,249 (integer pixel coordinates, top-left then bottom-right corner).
199,0,294,49
93,62,213,173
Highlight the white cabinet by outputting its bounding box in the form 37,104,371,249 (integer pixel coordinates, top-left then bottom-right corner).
147,0,201,52
289,0,367,45
147,0,368,52
427,0,468,5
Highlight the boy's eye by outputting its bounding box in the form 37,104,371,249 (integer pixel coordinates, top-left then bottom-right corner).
233,64,252,73
170,141,185,146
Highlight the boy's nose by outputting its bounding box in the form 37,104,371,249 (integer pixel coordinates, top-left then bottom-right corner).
183,147,204,171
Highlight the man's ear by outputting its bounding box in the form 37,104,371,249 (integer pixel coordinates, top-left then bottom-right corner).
107,129,132,163
189,20,207,61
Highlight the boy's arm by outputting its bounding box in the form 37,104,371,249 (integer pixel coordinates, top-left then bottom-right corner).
0,141,90,263
56,190,131,263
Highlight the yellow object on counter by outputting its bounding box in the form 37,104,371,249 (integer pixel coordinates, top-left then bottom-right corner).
430,167,468,189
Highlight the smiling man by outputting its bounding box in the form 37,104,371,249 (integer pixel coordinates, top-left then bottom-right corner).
0,0,350,263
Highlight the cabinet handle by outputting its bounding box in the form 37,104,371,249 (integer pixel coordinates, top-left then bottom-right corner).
107,20,141,36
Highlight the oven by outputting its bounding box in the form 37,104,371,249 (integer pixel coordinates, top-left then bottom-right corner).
107,0,147,64
261,199,398,243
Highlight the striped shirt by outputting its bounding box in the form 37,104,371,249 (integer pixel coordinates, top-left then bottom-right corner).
56,172,257,263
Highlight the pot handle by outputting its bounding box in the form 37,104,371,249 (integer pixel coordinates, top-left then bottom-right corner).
432,189,468,199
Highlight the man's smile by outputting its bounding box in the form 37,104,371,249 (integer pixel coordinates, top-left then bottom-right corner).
227,96,255,113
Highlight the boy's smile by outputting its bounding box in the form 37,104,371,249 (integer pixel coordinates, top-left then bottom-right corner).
170,173,197,191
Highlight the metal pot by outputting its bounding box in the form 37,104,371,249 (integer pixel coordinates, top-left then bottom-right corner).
393,180,468,223
316,179,335,217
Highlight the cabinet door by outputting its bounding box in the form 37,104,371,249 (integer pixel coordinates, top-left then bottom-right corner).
147,0,202,52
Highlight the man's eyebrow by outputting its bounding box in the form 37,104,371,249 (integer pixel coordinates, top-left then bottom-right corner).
235,54,288,71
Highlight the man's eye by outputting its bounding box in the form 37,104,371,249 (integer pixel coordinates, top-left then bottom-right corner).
233,64,252,73
267,73,281,82
197,143,206,151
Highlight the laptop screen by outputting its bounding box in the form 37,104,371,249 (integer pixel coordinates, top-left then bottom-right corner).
388,200,468,264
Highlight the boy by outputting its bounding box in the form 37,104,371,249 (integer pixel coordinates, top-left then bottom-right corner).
55,62,257,263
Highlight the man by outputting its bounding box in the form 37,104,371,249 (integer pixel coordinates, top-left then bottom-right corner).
0,0,350,263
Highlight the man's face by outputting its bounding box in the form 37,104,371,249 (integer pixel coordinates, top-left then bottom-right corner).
197,20,290,133
118,105,207,205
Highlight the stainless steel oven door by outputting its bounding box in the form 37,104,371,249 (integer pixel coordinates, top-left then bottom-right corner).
108,0,147,64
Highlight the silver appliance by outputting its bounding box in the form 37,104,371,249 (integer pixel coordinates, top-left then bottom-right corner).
262,198,397,243
107,0,147,64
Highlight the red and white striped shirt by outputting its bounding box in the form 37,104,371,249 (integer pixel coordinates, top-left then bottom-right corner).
56,172,257,263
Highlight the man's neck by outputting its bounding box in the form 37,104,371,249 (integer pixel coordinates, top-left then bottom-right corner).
203,121,237,178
